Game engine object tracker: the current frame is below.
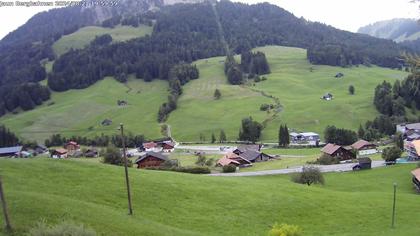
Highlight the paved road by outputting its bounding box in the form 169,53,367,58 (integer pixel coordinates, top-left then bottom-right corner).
209,161,386,177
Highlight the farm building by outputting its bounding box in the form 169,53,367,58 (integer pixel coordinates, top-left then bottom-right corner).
351,140,377,157
142,142,162,152
239,150,274,163
101,119,113,126
135,152,168,168
64,141,80,156
411,168,420,192
216,152,252,167
0,146,23,157
233,144,262,155
321,143,355,160
352,157,372,170
290,132,320,145
51,148,68,158
84,148,98,158
396,123,420,135
162,142,175,153
406,140,420,161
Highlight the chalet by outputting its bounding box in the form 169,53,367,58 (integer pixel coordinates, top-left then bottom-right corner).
321,93,333,101
64,141,80,155
101,119,112,126
216,152,252,167
321,143,355,160
0,146,23,157
406,140,420,161
142,142,162,152
290,132,320,145
396,123,420,135
352,157,372,170
51,148,68,158
135,152,168,168
233,144,262,155
411,168,420,192
162,142,175,153
351,140,377,157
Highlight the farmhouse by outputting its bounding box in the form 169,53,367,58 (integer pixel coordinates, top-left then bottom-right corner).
411,168,420,192
290,132,320,145
351,140,377,157
142,142,161,152
0,146,23,157
216,152,252,167
239,150,274,163
135,151,168,168
64,141,80,155
233,144,262,155
321,143,355,160
51,148,68,158
162,142,175,153
406,140,420,161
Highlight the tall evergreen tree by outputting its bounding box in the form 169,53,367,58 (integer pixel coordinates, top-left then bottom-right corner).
219,129,227,143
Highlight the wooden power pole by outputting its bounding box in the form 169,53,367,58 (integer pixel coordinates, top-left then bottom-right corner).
120,123,133,215
0,176,12,231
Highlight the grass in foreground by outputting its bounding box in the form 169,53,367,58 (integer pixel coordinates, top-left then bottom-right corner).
0,158,419,236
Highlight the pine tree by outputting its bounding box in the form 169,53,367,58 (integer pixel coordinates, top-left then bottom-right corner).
349,85,355,95
219,130,227,143
211,133,216,143
358,124,365,139
214,89,221,100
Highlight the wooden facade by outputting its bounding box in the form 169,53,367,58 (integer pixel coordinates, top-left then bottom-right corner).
137,156,165,168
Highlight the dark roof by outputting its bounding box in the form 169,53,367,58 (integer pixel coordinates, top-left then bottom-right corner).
236,144,261,153
0,146,22,155
135,152,168,163
406,123,420,130
352,140,376,150
321,143,342,155
358,157,372,164
239,150,261,161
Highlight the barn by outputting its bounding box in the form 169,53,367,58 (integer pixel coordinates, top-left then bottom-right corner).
135,152,168,169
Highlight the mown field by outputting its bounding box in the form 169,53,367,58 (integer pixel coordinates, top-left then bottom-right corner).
0,158,419,236
52,25,153,56
0,77,167,142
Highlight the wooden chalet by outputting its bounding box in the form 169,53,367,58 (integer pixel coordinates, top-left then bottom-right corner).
162,142,175,153
411,168,420,192
351,140,377,157
238,150,273,163
321,143,355,160
51,148,68,158
64,141,80,155
216,152,252,167
233,144,262,155
135,152,168,168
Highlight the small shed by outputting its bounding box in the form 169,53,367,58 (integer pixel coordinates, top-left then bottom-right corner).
335,73,344,78
321,93,333,101
101,119,113,126
135,152,168,168
353,157,372,170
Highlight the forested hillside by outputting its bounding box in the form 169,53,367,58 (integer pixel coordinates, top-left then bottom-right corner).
358,18,420,42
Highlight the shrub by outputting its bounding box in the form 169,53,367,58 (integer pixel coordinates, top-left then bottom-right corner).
382,146,402,162
102,146,132,167
317,154,339,165
291,166,324,186
260,104,271,111
28,221,96,236
222,164,237,173
268,223,302,236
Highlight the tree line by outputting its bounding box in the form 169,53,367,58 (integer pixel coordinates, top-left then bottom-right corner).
44,133,145,148
0,125,19,148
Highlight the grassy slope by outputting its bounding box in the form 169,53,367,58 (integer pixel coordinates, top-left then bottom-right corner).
52,25,152,57
0,158,419,236
168,56,273,141
0,77,167,142
253,46,408,141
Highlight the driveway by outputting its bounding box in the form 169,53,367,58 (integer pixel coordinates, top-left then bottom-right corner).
208,161,386,177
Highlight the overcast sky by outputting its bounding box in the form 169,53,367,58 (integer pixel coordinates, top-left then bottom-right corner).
0,0,418,40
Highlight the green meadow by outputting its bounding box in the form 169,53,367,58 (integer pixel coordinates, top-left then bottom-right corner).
52,25,152,56
0,158,419,235
0,77,167,142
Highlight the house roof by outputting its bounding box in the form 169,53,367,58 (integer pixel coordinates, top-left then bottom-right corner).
411,140,420,156
163,142,175,148
54,148,68,154
301,132,319,137
143,142,157,149
321,143,342,155
406,123,420,130
239,150,261,161
236,144,261,153
352,140,376,150
0,146,22,155
217,157,240,166
411,168,420,182
135,151,168,163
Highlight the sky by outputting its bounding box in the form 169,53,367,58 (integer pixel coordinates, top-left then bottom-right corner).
0,0,418,40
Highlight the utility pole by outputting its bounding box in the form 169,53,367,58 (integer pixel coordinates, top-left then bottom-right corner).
0,176,12,232
391,183,397,228
120,123,133,215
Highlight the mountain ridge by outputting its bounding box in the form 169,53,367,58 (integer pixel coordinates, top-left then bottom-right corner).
358,18,420,42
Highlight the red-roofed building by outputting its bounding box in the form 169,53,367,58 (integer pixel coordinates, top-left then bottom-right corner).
162,142,175,153
64,141,80,156
351,140,377,157
321,143,355,160
216,152,252,167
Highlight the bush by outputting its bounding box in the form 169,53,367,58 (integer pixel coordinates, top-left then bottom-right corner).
222,164,237,173
102,146,132,167
382,146,402,162
291,166,324,186
317,154,339,165
268,223,302,236
28,221,96,236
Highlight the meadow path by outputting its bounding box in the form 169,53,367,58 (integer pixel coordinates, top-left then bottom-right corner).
208,161,386,177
